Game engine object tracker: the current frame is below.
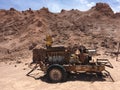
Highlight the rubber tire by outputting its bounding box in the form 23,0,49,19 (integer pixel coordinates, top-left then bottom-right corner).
96,72,103,78
47,67,66,83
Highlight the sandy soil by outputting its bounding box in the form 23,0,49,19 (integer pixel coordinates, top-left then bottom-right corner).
0,56,120,90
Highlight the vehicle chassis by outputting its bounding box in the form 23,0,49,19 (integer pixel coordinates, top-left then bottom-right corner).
27,47,114,82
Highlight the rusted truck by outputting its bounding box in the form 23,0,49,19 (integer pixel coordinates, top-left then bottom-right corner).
27,36,113,82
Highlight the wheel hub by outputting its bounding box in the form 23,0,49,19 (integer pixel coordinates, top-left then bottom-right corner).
50,69,62,81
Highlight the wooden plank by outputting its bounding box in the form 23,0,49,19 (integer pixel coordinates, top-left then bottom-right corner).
64,65,105,72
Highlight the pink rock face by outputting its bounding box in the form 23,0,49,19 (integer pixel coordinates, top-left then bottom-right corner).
92,3,114,16
0,2,120,61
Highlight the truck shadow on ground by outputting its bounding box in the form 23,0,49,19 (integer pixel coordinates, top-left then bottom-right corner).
38,73,107,83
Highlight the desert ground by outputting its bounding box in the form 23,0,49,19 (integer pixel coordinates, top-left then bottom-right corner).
0,55,120,90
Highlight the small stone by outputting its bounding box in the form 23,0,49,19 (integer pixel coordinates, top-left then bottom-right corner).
16,60,22,64
9,62,11,65
25,63,28,65
23,68,26,70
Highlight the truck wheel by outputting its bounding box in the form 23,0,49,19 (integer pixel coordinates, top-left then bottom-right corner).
47,67,66,83
96,72,103,78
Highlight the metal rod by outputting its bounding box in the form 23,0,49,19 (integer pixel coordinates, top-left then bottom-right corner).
26,64,38,76
116,42,120,61
105,70,114,82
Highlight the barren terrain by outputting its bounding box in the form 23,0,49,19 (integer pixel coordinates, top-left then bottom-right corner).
0,55,120,90
0,2,120,90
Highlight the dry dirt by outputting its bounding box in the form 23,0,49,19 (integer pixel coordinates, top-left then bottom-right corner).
0,2,120,90
0,56,120,90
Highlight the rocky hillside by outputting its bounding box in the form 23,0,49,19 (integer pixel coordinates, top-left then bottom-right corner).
0,3,120,61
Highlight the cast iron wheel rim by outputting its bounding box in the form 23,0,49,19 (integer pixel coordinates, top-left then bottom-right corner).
49,68,62,82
